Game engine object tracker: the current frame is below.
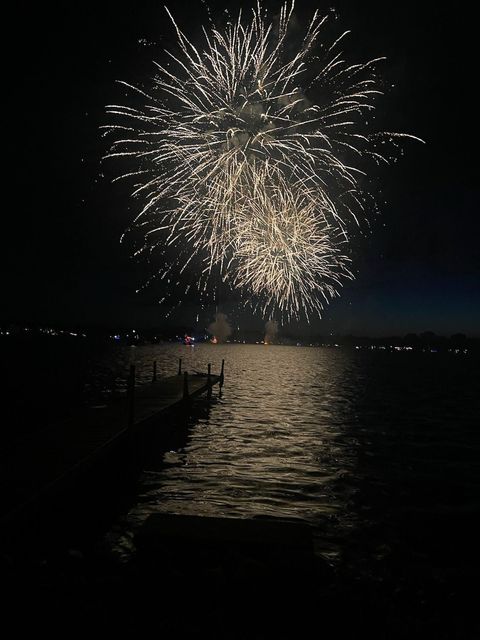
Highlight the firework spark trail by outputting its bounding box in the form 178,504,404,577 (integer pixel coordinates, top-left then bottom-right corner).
104,0,422,320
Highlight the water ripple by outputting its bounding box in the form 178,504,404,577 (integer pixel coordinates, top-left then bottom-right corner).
101,344,479,564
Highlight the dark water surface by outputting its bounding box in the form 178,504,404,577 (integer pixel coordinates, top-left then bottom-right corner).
102,345,479,556
4,340,480,636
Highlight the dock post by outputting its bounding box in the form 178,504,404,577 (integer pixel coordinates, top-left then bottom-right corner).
220,359,225,388
178,358,182,376
207,363,212,401
127,364,136,428
183,370,189,399
152,360,157,383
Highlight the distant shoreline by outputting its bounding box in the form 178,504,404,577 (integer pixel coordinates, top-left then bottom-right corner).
1,323,478,352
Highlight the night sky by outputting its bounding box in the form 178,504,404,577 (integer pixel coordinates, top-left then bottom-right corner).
4,0,479,337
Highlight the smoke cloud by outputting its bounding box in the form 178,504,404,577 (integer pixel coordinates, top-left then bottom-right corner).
264,319,279,344
208,312,232,343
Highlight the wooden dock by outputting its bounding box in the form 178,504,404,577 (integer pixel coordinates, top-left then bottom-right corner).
1,359,224,538
136,512,315,575
134,512,316,592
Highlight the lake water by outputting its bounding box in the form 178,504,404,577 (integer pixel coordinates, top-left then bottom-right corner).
4,339,480,635
77,343,477,577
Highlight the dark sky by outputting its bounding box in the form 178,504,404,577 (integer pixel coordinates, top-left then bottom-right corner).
3,0,479,336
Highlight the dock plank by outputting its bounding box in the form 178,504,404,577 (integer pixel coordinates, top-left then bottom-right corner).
135,513,315,581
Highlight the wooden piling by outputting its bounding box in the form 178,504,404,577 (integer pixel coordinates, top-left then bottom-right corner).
207,363,212,401
220,359,225,387
127,364,136,428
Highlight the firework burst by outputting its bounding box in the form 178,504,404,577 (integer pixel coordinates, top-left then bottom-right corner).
231,168,353,320
103,0,422,320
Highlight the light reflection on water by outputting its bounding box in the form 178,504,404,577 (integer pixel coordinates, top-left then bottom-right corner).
100,343,479,566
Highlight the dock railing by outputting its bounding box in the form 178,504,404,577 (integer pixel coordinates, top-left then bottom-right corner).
125,357,224,427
